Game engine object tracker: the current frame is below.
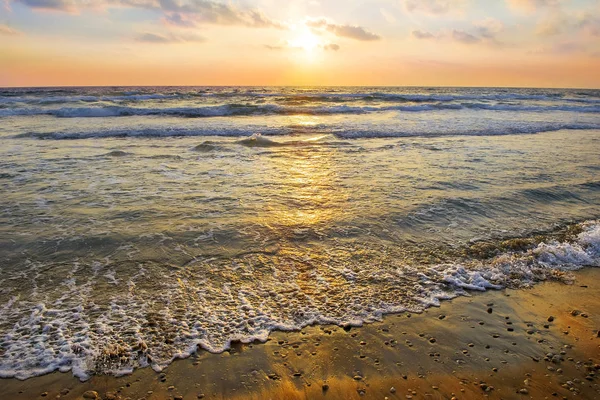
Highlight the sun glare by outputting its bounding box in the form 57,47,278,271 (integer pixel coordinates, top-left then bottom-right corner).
290,31,321,52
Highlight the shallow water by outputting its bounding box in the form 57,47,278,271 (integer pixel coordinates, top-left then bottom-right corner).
0,87,599,380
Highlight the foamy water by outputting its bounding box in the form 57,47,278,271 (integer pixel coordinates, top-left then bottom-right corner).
0,86,599,380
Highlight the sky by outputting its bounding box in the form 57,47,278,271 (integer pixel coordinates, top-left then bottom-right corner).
0,0,599,87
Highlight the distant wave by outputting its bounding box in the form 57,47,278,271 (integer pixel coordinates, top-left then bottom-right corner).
2,102,600,119
13,122,600,140
1,88,600,108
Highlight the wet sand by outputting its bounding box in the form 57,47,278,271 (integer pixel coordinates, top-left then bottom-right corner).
2,268,599,400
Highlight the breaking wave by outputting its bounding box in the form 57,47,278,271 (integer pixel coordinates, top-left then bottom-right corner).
0,220,598,381
2,102,600,119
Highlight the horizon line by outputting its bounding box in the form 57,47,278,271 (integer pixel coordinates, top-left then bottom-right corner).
1,84,599,90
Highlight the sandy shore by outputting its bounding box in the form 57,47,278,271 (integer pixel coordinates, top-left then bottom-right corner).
2,268,599,400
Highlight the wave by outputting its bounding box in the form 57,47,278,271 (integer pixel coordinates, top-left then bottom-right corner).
2,88,600,107
12,121,600,140
2,102,600,119
0,220,598,381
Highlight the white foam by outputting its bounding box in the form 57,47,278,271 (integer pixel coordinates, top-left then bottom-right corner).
0,221,598,381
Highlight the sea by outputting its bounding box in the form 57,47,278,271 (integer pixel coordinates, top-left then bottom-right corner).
0,86,599,380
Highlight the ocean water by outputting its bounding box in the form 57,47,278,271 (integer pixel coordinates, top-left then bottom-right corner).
0,86,599,380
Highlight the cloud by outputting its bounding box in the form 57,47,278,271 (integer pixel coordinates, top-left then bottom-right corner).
379,8,396,23
451,29,480,44
322,43,339,51
12,0,285,28
580,12,600,37
403,0,467,15
412,30,436,39
13,0,76,12
264,41,341,52
530,41,586,55
306,18,381,41
162,12,197,28
535,9,600,37
506,0,562,13
135,31,205,44
0,23,20,35
474,18,504,39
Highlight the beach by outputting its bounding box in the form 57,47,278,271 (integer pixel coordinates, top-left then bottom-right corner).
1,268,599,399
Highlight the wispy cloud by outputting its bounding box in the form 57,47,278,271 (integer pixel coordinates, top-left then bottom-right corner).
135,31,205,44
0,23,20,35
306,18,381,41
474,18,504,39
14,0,76,12
13,0,285,28
452,29,479,44
403,0,467,15
412,30,436,39
264,41,341,51
505,0,563,13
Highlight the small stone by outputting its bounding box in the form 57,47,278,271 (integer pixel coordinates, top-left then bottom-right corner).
429,338,436,344
519,388,529,394
353,375,362,381
197,394,205,399
60,389,69,396
571,310,580,316
174,396,183,400
390,387,396,393
41,393,48,397
322,384,329,392
439,315,446,320
357,389,366,396
548,316,555,322
487,307,493,314
82,391,99,399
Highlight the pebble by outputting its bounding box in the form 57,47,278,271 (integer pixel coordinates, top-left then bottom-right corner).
548,316,555,322
41,393,48,397
390,387,396,393
197,394,205,399
487,307,493,314
519,388,529,394
322,384,329,392
429,338,437,344
60,389,69,395
82,391,99,399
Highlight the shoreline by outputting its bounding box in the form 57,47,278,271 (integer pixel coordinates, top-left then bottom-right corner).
1,268,599,399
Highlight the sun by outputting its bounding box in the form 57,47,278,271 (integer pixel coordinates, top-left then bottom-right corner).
289,30,321,52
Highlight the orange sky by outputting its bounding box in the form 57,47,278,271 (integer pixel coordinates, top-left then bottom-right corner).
1,0,599,87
